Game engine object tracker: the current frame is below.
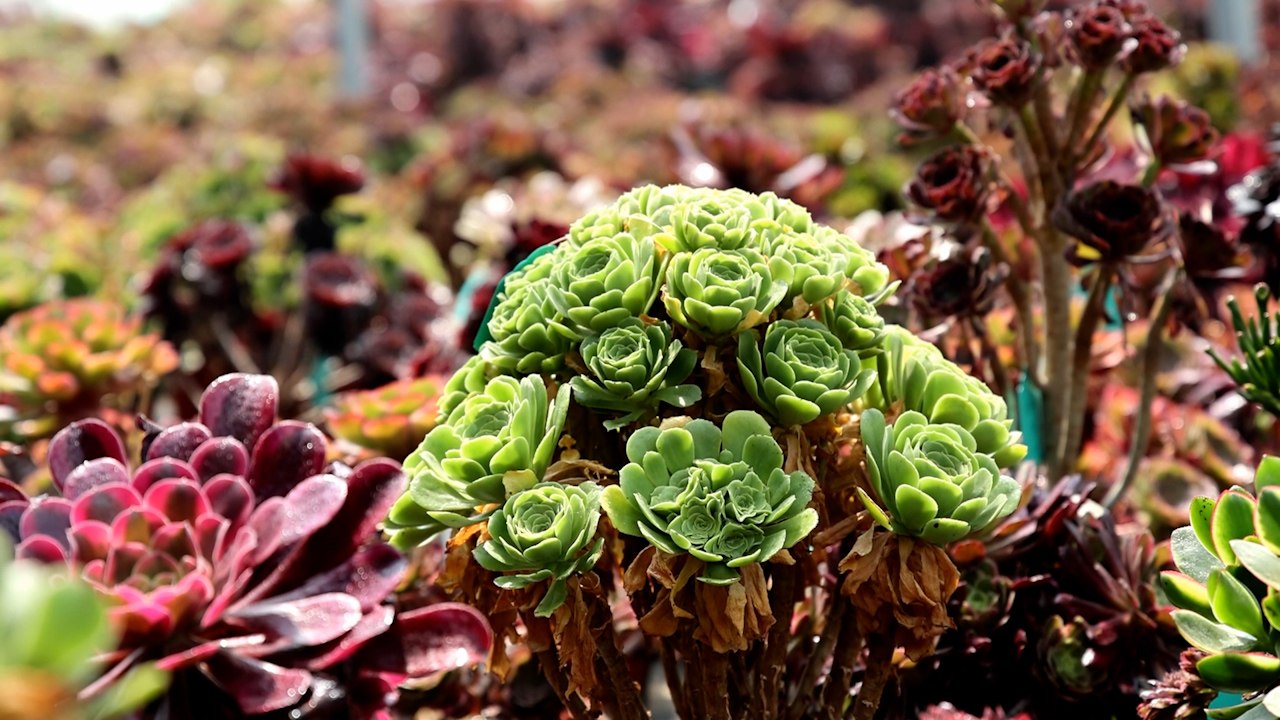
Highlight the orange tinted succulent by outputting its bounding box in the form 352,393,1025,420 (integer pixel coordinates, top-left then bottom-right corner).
325,376,445,460
0,299,177,439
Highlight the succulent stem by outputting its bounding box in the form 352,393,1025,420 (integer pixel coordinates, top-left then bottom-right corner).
849,624,897,720
1062,264,1116,472
1079,73,1136,166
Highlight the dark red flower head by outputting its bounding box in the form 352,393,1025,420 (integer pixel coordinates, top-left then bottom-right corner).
1131,95,1220,167
1177,214,1244,279
304,253,379,311
178,220,253,271
1054,181,1169,263
892,66,967,145
270,153,366,213
907,145,996,225
1120,14,1184,74
911,246,1008,320
965,38,1041,108
1065,4,1131,70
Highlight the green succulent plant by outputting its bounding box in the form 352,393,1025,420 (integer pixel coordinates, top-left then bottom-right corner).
600,411,819,585
819,226,895,301
858,408,1023,545
737,319,876,427
1209,284,1280,418
546,232,664,335
662,247,789,338
474,481,606,617
385,374,570,550
439,354,500,419
818,290,887,356
1162,456,1280,717
867,326,1027,468
571,318,701,430
483,256,579,375
612,185,813,254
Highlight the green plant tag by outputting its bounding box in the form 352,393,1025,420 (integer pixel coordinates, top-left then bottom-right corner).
1015,371,1043,464
472,243,559,352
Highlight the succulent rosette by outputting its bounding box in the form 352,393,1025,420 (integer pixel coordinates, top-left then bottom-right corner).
614,185,813,253
1130,95,1220,168
907,145,996,226
546,231,664,335
763,231,849,309
482,253,578,374
1121,14,1185,75
964,38,1041,108
737,319,876,427
1161,457,1280,717
818,290,886,356
868,327,1027,467
892,66,968,145
600,411,819,585
571,318,701,430
473,481,605,617
1054,181,1169,265
385,375,570,550
663,247,789,338
858,408,1022,545
0,299,178,439
819,226,896,301
1065,4,1130,70
0,373,491,718
326,376,446,460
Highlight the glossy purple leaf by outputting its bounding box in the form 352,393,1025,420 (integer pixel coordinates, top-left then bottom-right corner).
73,484,142,525
16,535,68,563
48,419,127,491
247,422,327,499
110,507,166,546
155,640,225,672
189,437,249,483
105,542,148,584
265,543,406,613
227,592,363,649
150,572,215,629
18,497,73,548
0,500,24,543
194,514,229,562
357,603,492,679
300,606,395,670
144,479,211,524
202,651,312,715
62,458,131,501
131,458,199,495
204,474,254,532
271,460,406,589
0,478,24,504
245,497,288,566
200,374,279,452
147,423,214,463
112,586,175,645
69,520,112,563
152,522,200,560
236,476,348,603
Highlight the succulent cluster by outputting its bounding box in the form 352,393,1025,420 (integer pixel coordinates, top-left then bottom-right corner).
325,376,448,460
0,299,178,439
1163,457,1280,718
1,373,491,718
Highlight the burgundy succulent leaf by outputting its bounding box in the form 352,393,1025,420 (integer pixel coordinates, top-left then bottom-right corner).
892,67,968,145
1065,4,1130,70
1054,181,1169,264
907,145,996,226
1120,14,1184,75
270,153,366,214
964,38,1041,108
1130,96,1220,169
9,373,491,718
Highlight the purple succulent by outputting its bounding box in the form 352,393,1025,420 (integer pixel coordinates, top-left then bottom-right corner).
0,373,492,719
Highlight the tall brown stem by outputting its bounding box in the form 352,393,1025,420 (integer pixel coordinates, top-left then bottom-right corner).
848,628,897,720
1060,265,1115,476
819,602,865,720
981,221,1038,379
591,595,647,720
787,594,847,720
659,643,691,720
759,565,799,719
535,649,590,720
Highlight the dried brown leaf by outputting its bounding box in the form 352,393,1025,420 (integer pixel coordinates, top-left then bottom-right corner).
551,579,599,695
625,546,657,593
702,345,727,397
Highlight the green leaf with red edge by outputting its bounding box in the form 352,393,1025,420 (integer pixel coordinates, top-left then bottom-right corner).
1209,567,1267,640
1214,490,1259,565
1197,652,1280,694
1258,456,1280,493
1172,609,1257,654
1233,539,1280,591
1192,496,1218,557
1160,570,1212,617
1257,487,1280,555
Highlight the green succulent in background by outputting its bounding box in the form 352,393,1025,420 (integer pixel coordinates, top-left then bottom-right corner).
0,539,168,720
1209,285,1280,418
484,255,579,375
818,290,886,357
474,481,606,617
385,374,571,550
858,408,1022,545
600,411,819,586
737,319,876,427
663,247,788,339
868,326,1027,468
571,318,701,430
1161,456,1280,718
546,232,664,335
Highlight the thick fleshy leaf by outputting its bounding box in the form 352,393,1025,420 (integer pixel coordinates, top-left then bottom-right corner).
200,374,279,452
247,422,327,499
1213,490,1258,565
0,478,23,504
1172,609,1258,653
202,651,311,715
0,500,24,543
143,479,211,524
62,458,131,501
1172,526,1225,584
225,593,363,648
69,520,112,563
16,535,68,562
131,458,200,495
205,474,255,532
1197,652,1280,694
189,437,250,482
263,543,406,613
19,497,73,547
1233,539,1280,590
48,419,127,491
300,606,395,670
147,423,214,463
354,603,492,679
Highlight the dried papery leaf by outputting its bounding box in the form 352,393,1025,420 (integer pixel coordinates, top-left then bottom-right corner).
638,589,680,637
813,515,862,547
840,530,959,661
551,578,599,695
702,345,728,398
691,564,775,652
768,549,796,565
542,457,616,485
624,546,657,594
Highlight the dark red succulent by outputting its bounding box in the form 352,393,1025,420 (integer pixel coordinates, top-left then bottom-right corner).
270,153,366,215
0,373,492,719
1065,4,1130,71
964,38,1041,108
680,126,845,211
1054,181,1169,265
304,253,380,357
892,67,968,145
1136,649,1217,720
907,145,996,226
1130,96,1219,168
142,221,255,318
911,246,1008,321
1119,14,1184,75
